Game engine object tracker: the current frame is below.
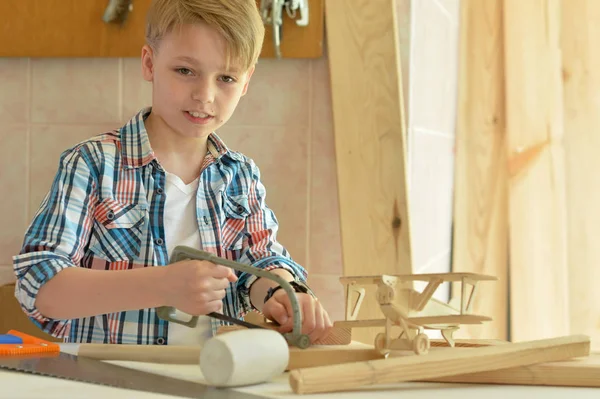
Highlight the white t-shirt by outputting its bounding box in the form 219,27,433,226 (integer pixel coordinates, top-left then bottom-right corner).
163,171,213,345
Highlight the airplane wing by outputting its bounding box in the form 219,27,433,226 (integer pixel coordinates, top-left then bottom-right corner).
335,314,492,329
339,272,497,285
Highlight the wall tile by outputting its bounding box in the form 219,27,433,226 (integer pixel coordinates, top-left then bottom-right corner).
410,0,459,133
306,273,346,322
122,58,152,122
0,59,29,124
309,57,343,275
0,125,28,265
217,125,309,268
410,129,455,271
31,59,121,124
227,59,310,127
29,125,117,218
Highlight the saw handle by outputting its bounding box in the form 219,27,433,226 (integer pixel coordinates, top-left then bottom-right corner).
156,246,310,349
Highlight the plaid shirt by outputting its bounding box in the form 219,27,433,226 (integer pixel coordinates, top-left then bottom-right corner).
12,108,307,345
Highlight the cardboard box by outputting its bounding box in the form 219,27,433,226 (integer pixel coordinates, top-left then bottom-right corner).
0,283,61,342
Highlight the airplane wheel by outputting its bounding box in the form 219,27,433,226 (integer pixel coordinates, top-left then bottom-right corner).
413,333,430,355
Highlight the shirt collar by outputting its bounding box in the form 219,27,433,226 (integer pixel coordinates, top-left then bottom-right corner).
120,107,242,169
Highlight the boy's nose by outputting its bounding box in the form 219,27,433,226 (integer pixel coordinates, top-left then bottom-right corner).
191,81,215,104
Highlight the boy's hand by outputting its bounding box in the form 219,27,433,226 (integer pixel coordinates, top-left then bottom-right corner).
163,260,237,315
262,290,333,343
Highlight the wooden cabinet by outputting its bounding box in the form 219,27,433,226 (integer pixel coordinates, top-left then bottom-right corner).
0,0,323,58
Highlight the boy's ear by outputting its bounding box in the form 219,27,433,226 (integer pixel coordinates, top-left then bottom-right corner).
141,44,155,82
241,66,256,96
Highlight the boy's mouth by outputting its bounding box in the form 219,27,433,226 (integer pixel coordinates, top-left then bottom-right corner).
184,110,214,125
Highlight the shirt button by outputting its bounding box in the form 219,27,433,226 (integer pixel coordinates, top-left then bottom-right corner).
156,187,164,195
155,337,165,345
106,211,115,221
155,238,164,246
203,216,209,225
236,205,245,214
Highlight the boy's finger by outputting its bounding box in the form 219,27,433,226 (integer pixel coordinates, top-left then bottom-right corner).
210,264,236,279
309,303,325,343
323,306,333,328
301,298,316,336
226,270,238,282
265,301,290,328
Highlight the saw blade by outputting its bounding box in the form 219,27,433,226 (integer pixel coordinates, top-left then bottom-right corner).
0,352,267,398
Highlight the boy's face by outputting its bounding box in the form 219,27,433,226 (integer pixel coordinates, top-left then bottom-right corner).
141,22,254,139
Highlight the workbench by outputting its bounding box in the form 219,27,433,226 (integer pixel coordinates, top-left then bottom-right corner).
1,357,598,399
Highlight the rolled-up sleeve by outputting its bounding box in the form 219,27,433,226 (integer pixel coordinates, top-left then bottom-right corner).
235,160,308,314
12,147,97,338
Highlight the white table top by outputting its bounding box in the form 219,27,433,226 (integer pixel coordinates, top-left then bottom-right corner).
1,357,599,399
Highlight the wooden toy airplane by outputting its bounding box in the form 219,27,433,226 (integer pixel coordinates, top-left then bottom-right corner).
336,272,497,355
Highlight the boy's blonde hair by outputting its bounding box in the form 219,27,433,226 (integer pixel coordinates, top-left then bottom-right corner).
145,0,265,71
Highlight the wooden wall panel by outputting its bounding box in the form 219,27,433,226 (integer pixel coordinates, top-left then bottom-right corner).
451,0,508,341
325,0,412,344
561,0,600,351
0,0,324,58
503,0,570,341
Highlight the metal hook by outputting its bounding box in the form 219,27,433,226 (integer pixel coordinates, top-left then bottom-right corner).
102,0,134,25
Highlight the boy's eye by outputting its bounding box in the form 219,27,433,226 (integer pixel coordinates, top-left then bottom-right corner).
220,76,236,83
175,68,193,76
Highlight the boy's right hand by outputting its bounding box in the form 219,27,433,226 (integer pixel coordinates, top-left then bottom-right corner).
162,260,237,315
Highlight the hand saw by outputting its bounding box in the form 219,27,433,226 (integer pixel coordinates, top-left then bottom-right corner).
157,246,311,349
0,331,266,398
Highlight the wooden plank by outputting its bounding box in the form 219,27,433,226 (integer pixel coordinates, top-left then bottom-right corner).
426,353,600,387
0,0,324,58
216,320,351,345
325,0,412,345
76,342,384,371
561,0,600,352
503,0,570,342
287,345,384,370
450,0,508,341
289,334,591,394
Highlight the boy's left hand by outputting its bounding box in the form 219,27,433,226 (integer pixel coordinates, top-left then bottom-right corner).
262,290,333,343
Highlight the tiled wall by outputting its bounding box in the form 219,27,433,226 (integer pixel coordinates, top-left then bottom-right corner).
0,0,460,322
407,0,460,301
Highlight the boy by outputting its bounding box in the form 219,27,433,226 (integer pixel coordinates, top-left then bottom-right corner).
12,0,332,345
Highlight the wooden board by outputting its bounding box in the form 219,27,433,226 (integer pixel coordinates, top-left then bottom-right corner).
560,0,600,352
325,0,412,345
0,0,324,58
450,0,508,341
76,341,383,371
216,320,351,345
503,0,570,342
287,345,384,370
426,353,600,387
289,334,591,394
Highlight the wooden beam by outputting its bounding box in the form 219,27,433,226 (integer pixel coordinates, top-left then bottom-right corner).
289,334,591,394
325,0,413,345
425,353,600,387
561,0,600,351
503,0,570,341
451,0,508,341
